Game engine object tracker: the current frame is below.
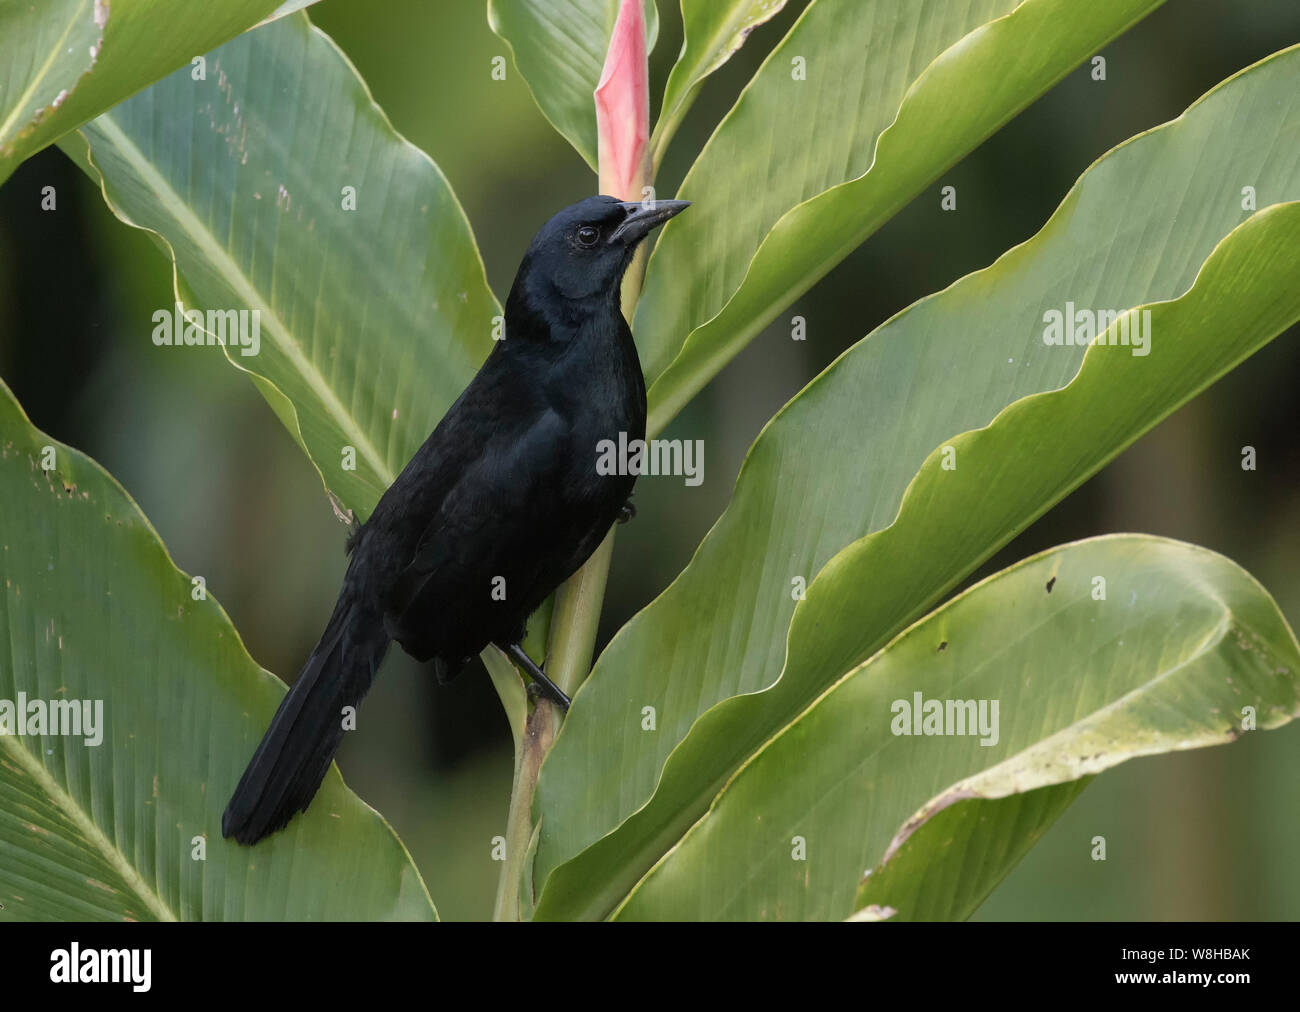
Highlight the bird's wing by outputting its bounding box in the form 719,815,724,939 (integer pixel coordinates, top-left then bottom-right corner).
383,405,571,628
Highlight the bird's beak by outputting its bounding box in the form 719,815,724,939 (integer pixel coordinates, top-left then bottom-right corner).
611,199,691,244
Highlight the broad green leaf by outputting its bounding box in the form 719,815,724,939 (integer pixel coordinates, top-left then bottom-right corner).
64,13,498,518
852,780,1091,921
649,0,789,168
612,536,1300,919
0,0,282,185
0,378,435,921
532,46,1300,919
636,0,1164,429
488,0,659,170
628,199,1300,922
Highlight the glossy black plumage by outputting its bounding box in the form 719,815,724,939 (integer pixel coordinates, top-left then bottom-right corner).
222,195,689,844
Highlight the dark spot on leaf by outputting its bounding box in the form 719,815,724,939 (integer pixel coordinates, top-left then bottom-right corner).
937,641,947,652
1046,577,1056,593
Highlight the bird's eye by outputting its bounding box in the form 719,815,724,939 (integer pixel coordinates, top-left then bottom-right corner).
576,225,599,247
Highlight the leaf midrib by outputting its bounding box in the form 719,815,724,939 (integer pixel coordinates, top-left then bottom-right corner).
0,732,177,922
86,114,395,487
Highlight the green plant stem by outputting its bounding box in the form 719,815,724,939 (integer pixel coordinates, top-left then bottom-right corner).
492,532,616,920
548,529,618,695
492,696,561,922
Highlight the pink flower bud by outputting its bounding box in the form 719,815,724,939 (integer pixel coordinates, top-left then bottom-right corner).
595,0,649,201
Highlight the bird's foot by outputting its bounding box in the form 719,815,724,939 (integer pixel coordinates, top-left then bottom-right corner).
507,642,570,711
617,500,636,524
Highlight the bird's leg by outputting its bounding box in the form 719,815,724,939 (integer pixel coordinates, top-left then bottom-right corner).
617,500,636,524
507,642,570,711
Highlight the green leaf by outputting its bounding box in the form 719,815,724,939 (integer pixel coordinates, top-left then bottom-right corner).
611,536,1300,920
0,0,104,175
532,45,1300,920
64,12,498,518
650,0,789,169
0,378,435,921
488,0,659,170
0,0,283,185
635,0,1164,429
853,780,1091,922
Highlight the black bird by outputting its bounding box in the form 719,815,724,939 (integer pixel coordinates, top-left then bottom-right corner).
222,195,690,845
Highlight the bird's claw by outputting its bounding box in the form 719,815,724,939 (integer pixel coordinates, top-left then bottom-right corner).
507,642,570,711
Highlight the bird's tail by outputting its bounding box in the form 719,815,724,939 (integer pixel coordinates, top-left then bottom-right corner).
222,594,389,845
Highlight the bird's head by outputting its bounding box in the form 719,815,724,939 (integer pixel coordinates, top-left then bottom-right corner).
517,195,690,303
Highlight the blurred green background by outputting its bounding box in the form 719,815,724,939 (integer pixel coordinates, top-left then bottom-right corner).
1,0,1298,920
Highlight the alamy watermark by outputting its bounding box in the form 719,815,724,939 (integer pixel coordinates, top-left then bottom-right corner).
50,944,150,991
891,691,999,746
596,432,704,487
0,693,104,746
1042,302,1151,357
152,302,261,357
